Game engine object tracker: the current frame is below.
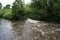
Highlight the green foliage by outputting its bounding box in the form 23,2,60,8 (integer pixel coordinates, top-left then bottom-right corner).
27,0,60,23
0,9,14,20
12,0,27,20
3,9,13,19
44,0,60,22
25,0,47,20
0,0,60,23
0,9,4,17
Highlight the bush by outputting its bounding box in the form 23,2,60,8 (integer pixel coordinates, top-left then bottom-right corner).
3,12,14,19
12,7,27,20
0,9,4,17
0,9,14,20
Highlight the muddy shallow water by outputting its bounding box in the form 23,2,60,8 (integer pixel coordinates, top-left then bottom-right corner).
0,19,60,40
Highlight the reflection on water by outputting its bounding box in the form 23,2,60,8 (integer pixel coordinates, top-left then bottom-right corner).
0,19,15,40
0,19,60,40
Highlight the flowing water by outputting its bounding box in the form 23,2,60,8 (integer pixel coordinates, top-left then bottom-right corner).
0,18,60,40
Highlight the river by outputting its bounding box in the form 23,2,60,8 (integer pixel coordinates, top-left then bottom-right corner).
0,18,60,40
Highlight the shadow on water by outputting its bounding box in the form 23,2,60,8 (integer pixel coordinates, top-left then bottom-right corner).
0,18,60,40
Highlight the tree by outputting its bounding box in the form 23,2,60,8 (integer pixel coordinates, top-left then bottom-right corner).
4,4,11,9
28,0,47,20
12,0,24,14
12,0,26,20
0,3,2,9
29,0,60,22
45,0,60,21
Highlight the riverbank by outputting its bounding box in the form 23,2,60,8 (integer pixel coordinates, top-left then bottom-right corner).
0,9,60,23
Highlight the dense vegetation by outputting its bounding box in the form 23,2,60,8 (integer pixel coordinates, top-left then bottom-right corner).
0,0,60,23
29,0,60,23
